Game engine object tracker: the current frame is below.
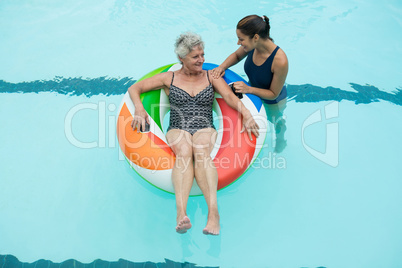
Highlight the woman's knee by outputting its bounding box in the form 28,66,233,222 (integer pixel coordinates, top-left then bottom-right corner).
193,146,211,162
174,143,193,158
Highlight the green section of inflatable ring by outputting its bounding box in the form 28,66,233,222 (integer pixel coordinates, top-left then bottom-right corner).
136,63,176,131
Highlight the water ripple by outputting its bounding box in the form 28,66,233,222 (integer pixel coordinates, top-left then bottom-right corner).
0,77,401,106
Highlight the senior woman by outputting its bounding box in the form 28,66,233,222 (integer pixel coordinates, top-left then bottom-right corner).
128,32,259,235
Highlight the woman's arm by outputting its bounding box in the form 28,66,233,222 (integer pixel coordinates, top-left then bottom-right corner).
211,72,259,140
128,72,170,132
211,47,247,78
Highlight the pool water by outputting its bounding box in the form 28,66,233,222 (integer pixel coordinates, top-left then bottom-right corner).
1,0,401,267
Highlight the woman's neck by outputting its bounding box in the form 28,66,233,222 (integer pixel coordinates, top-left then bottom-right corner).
180,66,203,77
255,39,276,55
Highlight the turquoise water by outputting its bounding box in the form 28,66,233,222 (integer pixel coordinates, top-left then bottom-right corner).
1,0,402,267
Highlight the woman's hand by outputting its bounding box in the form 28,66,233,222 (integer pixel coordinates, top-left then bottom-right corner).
211,66,226,79
233,81,252,94
240,110,260,141
131,108,149,133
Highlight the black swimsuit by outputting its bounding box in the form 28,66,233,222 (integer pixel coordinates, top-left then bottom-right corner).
167,71,215,135
244,46,287,104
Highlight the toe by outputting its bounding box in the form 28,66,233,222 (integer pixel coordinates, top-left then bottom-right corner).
176,226,187,234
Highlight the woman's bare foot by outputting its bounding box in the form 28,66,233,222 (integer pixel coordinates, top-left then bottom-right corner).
203,211,220,235
176,216,192,234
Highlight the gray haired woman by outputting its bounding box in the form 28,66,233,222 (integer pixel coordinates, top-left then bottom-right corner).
128,32,259,235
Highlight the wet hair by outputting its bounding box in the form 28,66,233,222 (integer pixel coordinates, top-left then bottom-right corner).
237,15,273,41
174,32,204,60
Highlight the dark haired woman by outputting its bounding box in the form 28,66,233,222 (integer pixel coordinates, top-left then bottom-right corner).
212,15,288,152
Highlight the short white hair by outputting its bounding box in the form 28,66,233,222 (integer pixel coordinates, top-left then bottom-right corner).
174,32,204,59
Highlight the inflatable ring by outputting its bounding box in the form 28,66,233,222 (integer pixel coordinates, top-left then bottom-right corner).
117,63,267,195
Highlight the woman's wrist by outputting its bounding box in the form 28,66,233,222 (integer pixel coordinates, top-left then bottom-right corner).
241,108,252,119
218,65,227,71
247,85,255,95
133,102,146,112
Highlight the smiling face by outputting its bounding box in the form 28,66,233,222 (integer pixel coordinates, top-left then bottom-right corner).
236,29,256,52
180,45,205,72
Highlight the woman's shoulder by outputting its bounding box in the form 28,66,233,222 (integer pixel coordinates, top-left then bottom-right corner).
274,47,288,67
206,70,215,85
158,70,174,80
271,47,288,77
145,71,174,88
208,69,221,84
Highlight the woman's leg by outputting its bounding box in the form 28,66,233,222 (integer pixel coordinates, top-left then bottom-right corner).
264,99,287,153
192,128,220,235
166,129,194,233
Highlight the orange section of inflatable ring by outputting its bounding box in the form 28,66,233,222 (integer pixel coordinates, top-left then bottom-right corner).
117,103,175,170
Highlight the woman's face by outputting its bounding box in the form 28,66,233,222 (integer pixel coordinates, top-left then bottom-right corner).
180,45,205,72
236,29,255,52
